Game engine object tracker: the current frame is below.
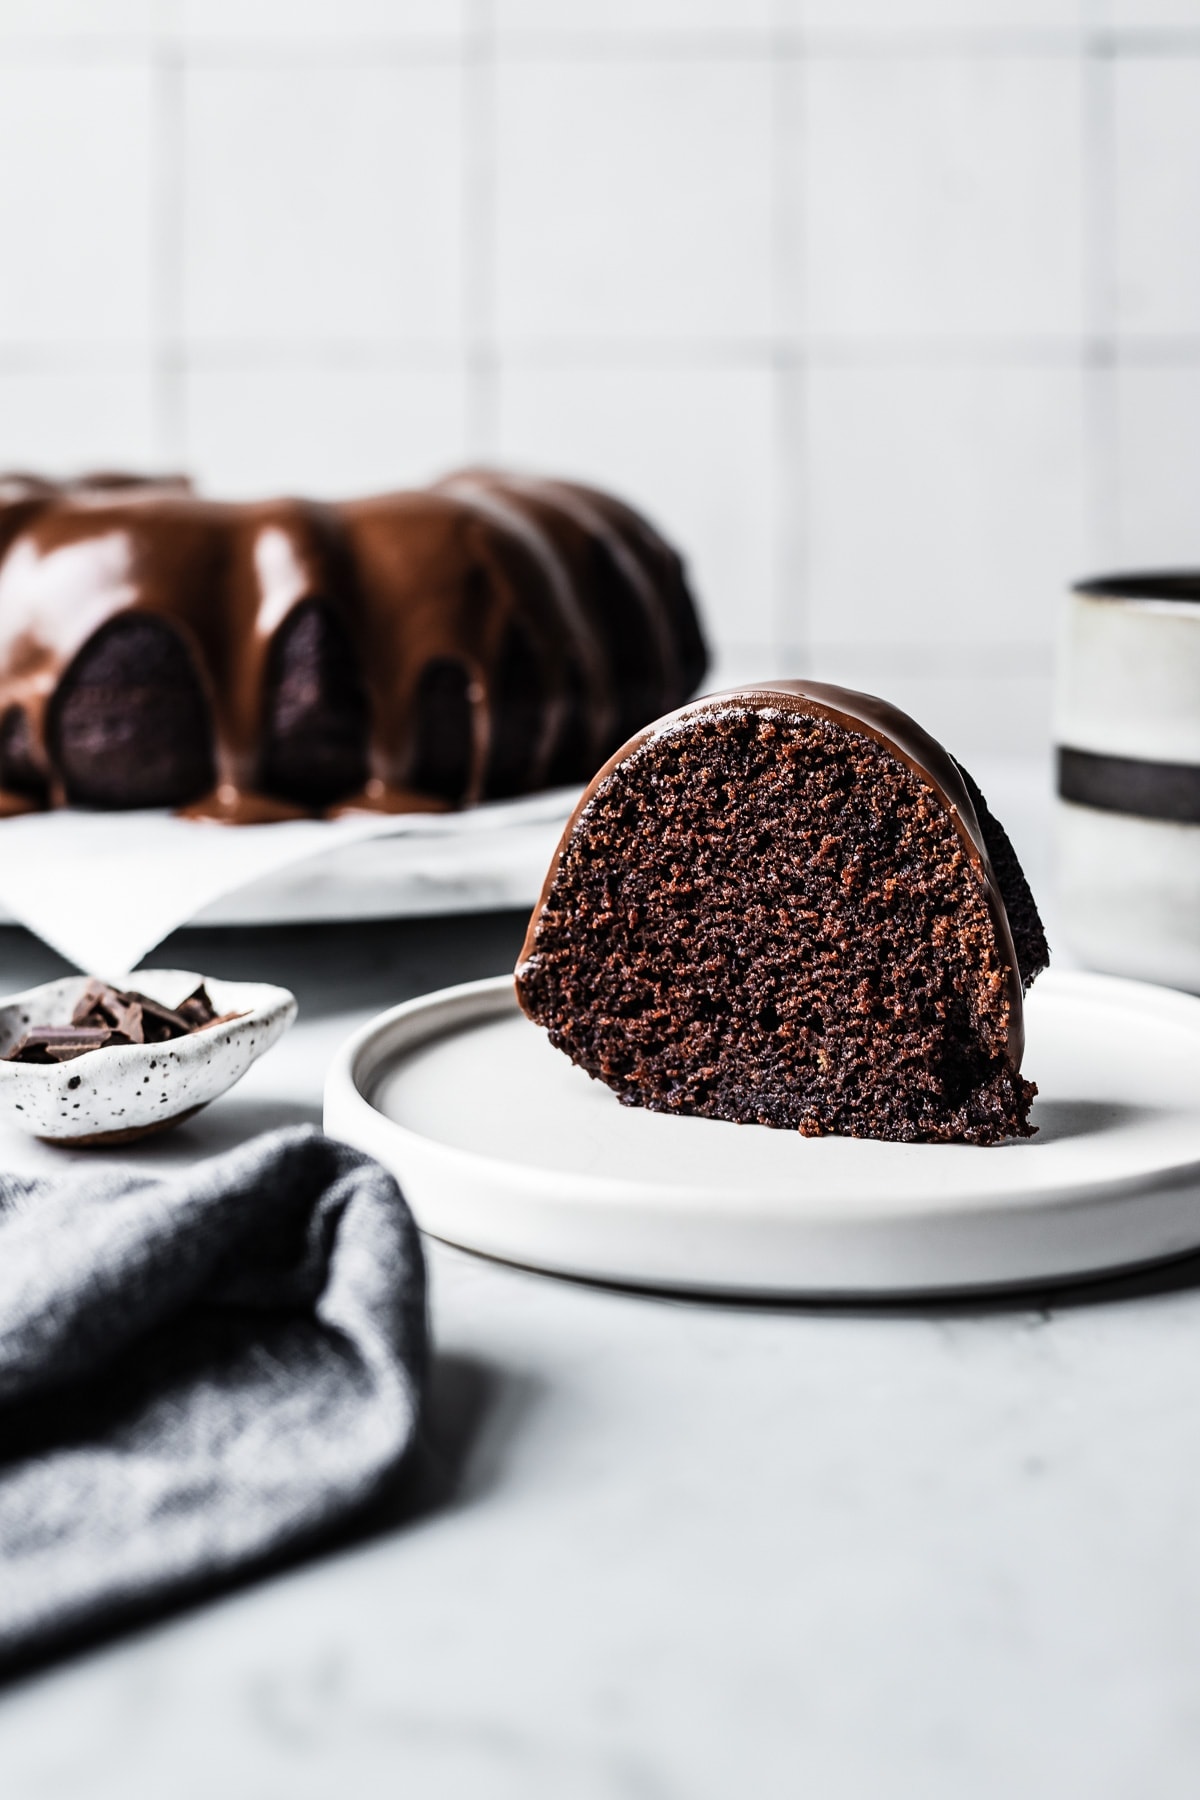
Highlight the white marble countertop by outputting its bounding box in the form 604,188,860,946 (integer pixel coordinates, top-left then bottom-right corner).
3,762,1199,1800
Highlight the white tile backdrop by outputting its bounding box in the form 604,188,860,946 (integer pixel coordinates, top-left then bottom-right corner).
1,0,1199,759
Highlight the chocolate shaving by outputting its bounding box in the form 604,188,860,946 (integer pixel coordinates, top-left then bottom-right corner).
5,981,245,1065
6,1026,135,1064
195,1011,244,1031
175,988,223,1030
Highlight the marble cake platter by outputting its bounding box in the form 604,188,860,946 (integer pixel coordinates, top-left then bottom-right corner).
325,968,1200,1298
0,789,579,975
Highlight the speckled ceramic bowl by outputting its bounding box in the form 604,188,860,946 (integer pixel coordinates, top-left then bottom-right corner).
0,968,297,1145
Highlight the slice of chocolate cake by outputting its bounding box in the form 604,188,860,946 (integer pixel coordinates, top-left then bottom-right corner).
515,681,1049,1146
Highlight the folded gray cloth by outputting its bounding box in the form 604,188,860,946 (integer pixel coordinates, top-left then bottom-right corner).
0,1125,426,1671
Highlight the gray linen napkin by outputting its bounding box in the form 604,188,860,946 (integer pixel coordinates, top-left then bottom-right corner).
0,1125,427,1670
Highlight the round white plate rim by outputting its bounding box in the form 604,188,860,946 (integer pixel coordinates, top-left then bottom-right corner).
330,970,1200,1214
323,968,1200,1296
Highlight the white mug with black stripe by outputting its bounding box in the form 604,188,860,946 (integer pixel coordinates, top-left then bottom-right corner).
1057,572,1200,989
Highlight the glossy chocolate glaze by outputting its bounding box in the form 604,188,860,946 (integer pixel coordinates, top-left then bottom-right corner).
518,679,1026,1069
435,470,690,748
545,477,707,702
0,470,704,822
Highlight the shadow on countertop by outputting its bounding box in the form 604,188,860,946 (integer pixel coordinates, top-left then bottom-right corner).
158,912,531,1021
517,1243,1200,1320
0,1349,543,1695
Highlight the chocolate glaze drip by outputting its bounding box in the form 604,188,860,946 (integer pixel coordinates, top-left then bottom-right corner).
518,679,1028,1071
0,469,707,821
435,471,683,751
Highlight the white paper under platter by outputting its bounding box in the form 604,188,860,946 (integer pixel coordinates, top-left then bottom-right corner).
0,790,578,975
325,969,1200,1298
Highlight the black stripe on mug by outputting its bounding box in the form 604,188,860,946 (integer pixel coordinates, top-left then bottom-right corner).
1058,746,1200,824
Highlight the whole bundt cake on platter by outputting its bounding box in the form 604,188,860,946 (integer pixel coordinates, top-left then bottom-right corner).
516,680,1049,1146
0,469,706,823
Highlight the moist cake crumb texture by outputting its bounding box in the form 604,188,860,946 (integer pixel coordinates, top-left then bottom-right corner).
517,706,1042,1146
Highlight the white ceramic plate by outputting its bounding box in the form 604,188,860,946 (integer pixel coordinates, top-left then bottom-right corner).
324,968,1200,1297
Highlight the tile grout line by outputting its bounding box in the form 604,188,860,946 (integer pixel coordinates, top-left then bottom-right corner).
1081,2,1120,570
463,0,498,459
8,337,1200,374
770,7,808,673
150,0,185,471
4,27,1200,69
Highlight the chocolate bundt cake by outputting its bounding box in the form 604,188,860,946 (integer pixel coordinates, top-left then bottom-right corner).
515,681,1049,1146
0,469,705,822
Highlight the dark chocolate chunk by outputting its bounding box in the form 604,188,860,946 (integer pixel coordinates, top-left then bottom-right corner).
6,980,244,1065
175,984,220,1028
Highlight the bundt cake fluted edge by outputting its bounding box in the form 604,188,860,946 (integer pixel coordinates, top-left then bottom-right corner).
0,469,707,822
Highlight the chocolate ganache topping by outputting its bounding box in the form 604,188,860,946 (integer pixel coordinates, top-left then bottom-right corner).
0,469,706,823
